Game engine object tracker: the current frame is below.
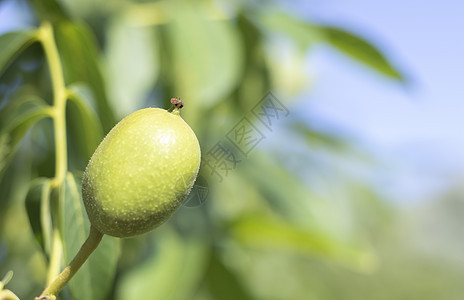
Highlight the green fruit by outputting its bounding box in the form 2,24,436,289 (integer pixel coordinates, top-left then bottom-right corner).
82,108,201,237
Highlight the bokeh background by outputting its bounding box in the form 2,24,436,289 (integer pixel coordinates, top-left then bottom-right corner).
1,0,463,299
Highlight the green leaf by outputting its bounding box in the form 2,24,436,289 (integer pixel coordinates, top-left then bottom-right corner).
29,0,69,23
239,153,314,222
0,148,33,223
317,26,403,80
0,135,10,177
54,21,116,132
257,13,403,80
105,17,159,117
66,83,104,162
0,97,50,138
165,3,242,108
61,173,119,300
290,121,352,152
116,228,208,300
230,13,272,111
258,12,323,49
204,251,254,300
0,97,51,179
237,154,378,272
230,214,378,272
24,178,53,254
0,31,37,77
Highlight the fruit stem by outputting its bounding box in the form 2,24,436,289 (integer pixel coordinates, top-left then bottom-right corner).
46,229,63,285
170,97,183,115
171,107,180,115
39,226,104,298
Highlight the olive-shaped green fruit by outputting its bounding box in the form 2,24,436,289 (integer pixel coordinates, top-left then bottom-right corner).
82,108,201,237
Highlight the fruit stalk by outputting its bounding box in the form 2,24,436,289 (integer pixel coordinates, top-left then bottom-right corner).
39,226,103,298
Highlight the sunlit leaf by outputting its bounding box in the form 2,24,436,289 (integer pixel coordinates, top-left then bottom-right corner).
0,31,37,77
61,173,119,300
56,0,119,19
116,228,208,300
317,26,403,80
105,17,159,117
230,214,377,272
265,40,311,96
239,152,314,222
54,21,116,132
258,12,322,49
165,3,242,108
258,12,403,80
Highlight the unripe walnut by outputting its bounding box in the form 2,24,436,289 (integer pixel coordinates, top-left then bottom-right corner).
82,107,201,237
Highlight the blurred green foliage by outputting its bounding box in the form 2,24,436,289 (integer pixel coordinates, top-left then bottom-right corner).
1,0,463,299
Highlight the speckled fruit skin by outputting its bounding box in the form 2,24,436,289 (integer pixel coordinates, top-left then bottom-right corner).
82,108,201,238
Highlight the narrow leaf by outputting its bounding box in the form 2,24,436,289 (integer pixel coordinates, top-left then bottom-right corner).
0,97,51,179
258,13,403,80
239,153,314,221
0,98,51,142
25,178,52,253
231,214,377,272
0,31,37,77
290,121,352,152
258,12,322,49
318,26,404,80
61,173,119,300
239,154,378,272
66,83,104,161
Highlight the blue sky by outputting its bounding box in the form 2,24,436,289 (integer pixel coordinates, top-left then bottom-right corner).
0,0,33,34
289,0,464,203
